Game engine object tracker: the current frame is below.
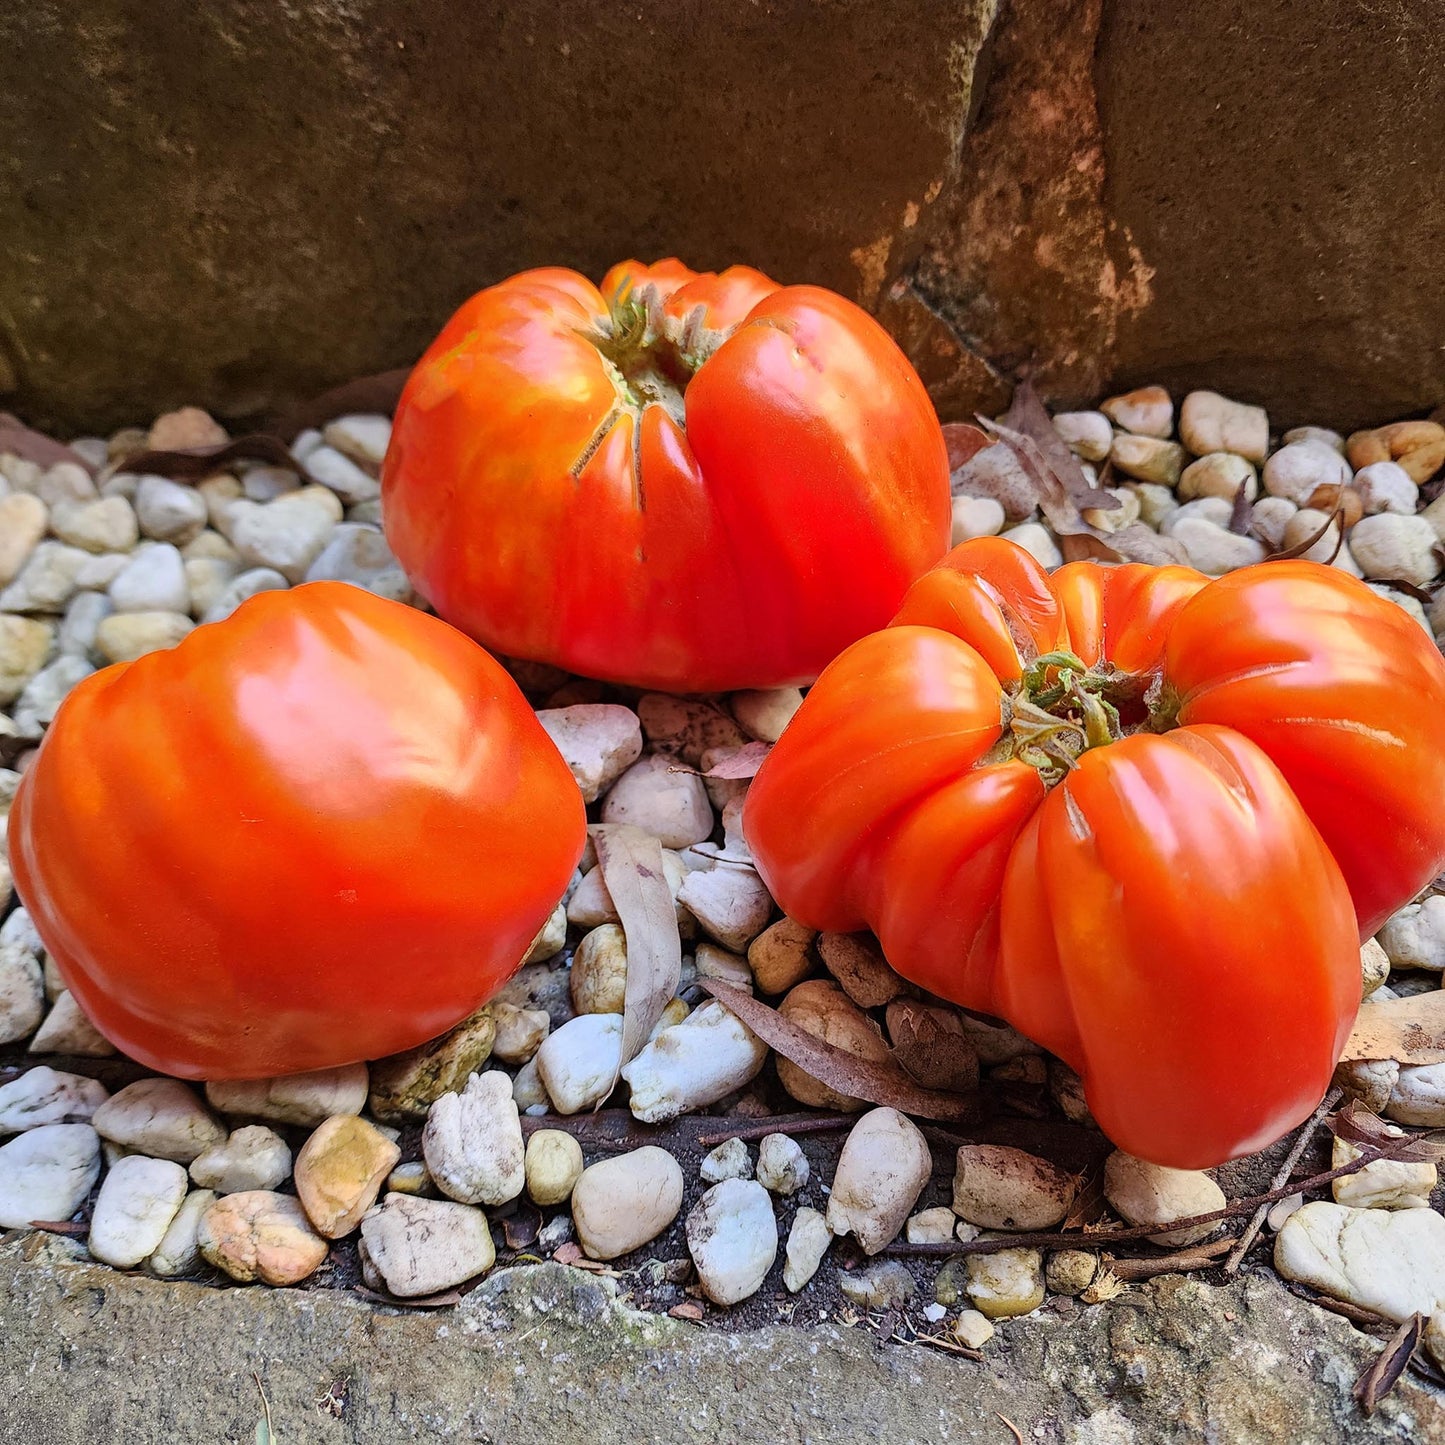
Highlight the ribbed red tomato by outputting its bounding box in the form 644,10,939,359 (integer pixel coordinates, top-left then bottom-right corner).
9,583,585,1079
381,258,951,691
745,538,1445,1167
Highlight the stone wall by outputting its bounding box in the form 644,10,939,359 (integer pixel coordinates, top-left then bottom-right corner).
3,0,1442,432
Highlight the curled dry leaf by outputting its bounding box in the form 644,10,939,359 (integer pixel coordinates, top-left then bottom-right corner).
270,367,411,442
119,434,298,479
701,741,772,779
942,422,991,471
589,823,683,1092
1341,990,1445,1066
1353,1313,1425,1414
1228,477,1254,536
1371,576,1438,605
353,1285,465,1310
884,999,979,1094
698,977,977,1121
998,379,1120,510
502,1202,542,1251
1266,507,1344,564
0,413,97,475
1329,1099,1445,1163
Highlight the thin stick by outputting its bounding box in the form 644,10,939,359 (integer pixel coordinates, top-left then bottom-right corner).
1223,1087,1340,1277
1109,1237,1234,1281
696,1113,859,1147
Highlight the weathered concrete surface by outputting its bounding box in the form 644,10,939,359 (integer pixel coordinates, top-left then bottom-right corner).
0,1236,1438,1444
0,0,996,432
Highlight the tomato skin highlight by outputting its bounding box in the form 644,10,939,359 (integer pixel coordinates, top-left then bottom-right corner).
745,538,1445,1167
381,259,951,692
9,583,586,1080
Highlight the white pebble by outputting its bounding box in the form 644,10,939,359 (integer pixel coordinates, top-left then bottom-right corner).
1379,898,1445,972
108,543,189,613
133,476,208,543
1109,435,1185,486
700,1136,752,1183
0,1066,108,1132
826,1107,932,1254
621,1000,768,1123
92,1078,225,1164
952,1144,1077,1231
201,566,289,623
88,1155,189,1268
783,1206,832,1291
323,414,392,467
756,1133,811,1196
1179,391,1268,463
95,610,194,663
1349,513,1441,585
729,687,803,743
1001,522,1062,570
1262,439,1351,505
304,445,380,505
534,1013,623,1114
1176,452,1257,503
1051,411,1113,461
0,1123,102,1228
1101,386,1173,438
1353,461,1418,515
51,496,138,554
188,1125,293,1193
148,1188,217,1276
571,1146,684,1260
965,1243,1045,1318
600,753,714,849
676,864,773,953
1332,1130,1436,1211
27,990,116,1056
1103,1151,1224,1246
1249,495,1297,551
1386,1062,1445,1127
0,939,44,1044
359,1193,494,1297
304,524,411,602
205,1063,368,1127
524,1129,583,1205
687,1178,777,1305
1170,517,1265,576
950,495,1006,543
228,486,344,582
421,1071,525,1206
536,704,643,804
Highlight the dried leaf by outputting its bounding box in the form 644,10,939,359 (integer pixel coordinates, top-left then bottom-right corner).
590,823,683,1092
0,735,30,769
270,367,411,442
1371,576,1437,605
27,1219,88,1236
1330,1100,1445,1163
502,1203,541,1251
1353,1313,1424,1414
884,999,979,1093
1104,522,1191,566
1342,990,1445,1066
942,422,991,471
702,742,772,779
698,978,976,1121
998,379,1119,509
668,1300,705,1322
1061,1163,1108,1232
119,434,297,480
552,1242,584,1266
1228,477,1254,536
0,413,97,475
1266,507,1343,563
353,1285,464,1310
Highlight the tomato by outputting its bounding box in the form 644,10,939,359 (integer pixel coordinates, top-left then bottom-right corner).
9,583,586,1080
381,258,950,691
744,538,1445,1167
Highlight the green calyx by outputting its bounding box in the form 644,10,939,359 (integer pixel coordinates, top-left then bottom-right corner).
588,286,717,428
997,650,1131,784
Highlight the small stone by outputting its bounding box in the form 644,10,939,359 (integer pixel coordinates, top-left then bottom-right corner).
108,542,189,613
184,556,239,616
1178,391,1268,462
1171,517,1266,575
621,1000,768,1123
535,1013,623,1114
1332,1128,1436,1210
1275,1201,1445,1321
677,864,773,953
534,703,643,804
1429,1311,1445,1375
567,850,693,935
827,1107,932,1254
571,924,629,1015
1353,461,1418,515
1081,485,1141,534
906,1207,958,1245
1110,435,1185,487
304,445,380,505
700,1137,752,1183
950,494,1007,544
1052,411,1114,461
323,414,392,467
571,1146,685,1260
421,1071,524,1207
133,475,209,543
95,610,194,663
1046,1249,1099,1296
0,615,54,707
1103,1151,1225,1246
637,693,749,766
92,1078,225,1164
1334,1058,1399,1114
386,1161,431,1196
27,990,116,1056
36,462,97,508
600,753,714,849
524,1129,584,1205
965,1243,1045,1319
1378,897,1445,972
184,529,240,561
304,523,411,601
779,1206,831,1292
1176,452,1258,504
148,1188,218,1276
1346,420,1445,483
1386,1062,1445,1126
756,1133,810,1196
511,1057,550,1113
368,1008,496,1121
205,1064,368,1127
148,406,226,451
0,1123,101,1228
198,1190,329,1285
1283,426,1345,452
687,1178,777,1305
51,496,138,554
952,1145,1077,1231
1048,1060,1094,1125
0,492,48,586
817,932,902,1009
0,941,44,1044
1101,386,1173,438
240,465,300,503
776,980,891,1111
0,540,88,613
524,903,568,965
1262,439,1352,505
1349,513,1441,586
1001,521,1063,569
0,1065,108,1132
189,1125,293,1194
88,1155,189,1268
839,1258,915,1311
228,486,344,582
1281,508,1349,565
694,942,754,994
294,1114,401,1237
360,1193,494,1297
729,687,803,743
748,918,816,995
1249,495,1298,551
200,566,290,624
1267,1193,1305,1232
490,1003,550,1065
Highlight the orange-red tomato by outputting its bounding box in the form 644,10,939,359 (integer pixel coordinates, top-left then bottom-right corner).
9,584,585,1080
745,538,1445,1168
381,258,950,691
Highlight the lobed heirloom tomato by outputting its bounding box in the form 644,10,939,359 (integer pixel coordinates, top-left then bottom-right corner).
9,584,586,1080
744,538,1445,1168
381,258,951,692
